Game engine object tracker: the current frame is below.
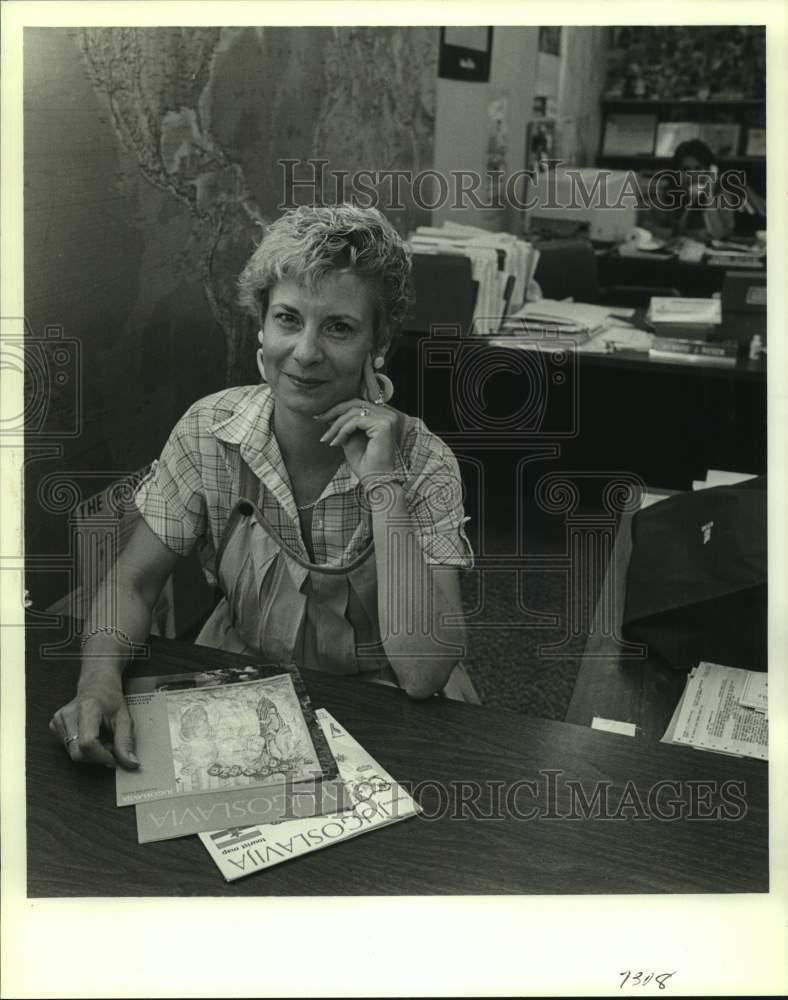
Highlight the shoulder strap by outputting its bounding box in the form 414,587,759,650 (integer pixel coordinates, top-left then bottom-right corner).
233,455,374,575
239,455,259,504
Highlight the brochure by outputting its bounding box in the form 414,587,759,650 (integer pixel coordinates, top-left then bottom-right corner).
199,710,421,880
118,665,336,807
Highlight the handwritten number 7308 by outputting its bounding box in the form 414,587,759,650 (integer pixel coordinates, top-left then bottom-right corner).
619,971,675,989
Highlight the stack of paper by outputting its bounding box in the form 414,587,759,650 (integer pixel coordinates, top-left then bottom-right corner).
661,662,767,760
199,710,421,881
646,297,727,363
705,247,766,269
646,297,722,327
499,298,615,346
409,223,539,335
578,324,655,354
117,665,348,843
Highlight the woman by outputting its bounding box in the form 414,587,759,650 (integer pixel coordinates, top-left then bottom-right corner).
640,138,736,242
50,205,475,768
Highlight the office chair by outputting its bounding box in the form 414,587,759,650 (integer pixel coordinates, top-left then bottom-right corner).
531,238,600,302
532,237,680,307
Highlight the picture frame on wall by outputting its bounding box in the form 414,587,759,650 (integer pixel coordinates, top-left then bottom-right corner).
438,26,493,82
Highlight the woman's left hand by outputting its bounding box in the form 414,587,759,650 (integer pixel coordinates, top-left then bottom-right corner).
314,399,398,479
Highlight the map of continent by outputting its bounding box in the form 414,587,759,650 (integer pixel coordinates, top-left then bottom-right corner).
166,676,320,793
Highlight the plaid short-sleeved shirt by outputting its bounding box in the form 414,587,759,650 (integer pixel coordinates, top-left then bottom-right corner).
135,385,474,585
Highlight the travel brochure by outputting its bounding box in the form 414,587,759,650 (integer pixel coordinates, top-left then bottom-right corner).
117,673,326,806
116,664,349,843
199,709,421,880
115,664,420,869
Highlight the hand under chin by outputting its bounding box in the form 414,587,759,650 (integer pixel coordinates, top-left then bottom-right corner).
340,430,396,480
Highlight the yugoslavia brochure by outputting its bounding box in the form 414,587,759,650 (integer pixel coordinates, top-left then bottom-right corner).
199,709,421,880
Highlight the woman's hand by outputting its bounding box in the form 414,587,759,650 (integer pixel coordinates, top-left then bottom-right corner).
314,399,398,479
49,670,139,769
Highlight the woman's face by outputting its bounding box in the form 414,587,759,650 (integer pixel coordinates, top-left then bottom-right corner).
261,271,378,417
677,155,713,203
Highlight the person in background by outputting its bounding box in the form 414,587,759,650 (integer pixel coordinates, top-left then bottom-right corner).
640,138,737,243
50,204,476,768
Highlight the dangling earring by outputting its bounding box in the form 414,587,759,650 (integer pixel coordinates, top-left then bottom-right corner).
256,330,266,383
371,354,394,404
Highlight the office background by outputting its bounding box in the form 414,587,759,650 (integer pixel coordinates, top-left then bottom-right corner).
23,24,767,713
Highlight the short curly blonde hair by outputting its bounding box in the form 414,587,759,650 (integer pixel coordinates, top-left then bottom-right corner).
238,204,413,347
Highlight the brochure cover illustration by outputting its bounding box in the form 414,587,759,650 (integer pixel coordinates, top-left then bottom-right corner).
117,664,336,807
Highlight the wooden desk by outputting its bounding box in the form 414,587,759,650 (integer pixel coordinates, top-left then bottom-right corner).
390,325,765,498
26,625,767,896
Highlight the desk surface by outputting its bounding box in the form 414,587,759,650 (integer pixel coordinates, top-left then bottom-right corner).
482,314,766,381
26,626,768,896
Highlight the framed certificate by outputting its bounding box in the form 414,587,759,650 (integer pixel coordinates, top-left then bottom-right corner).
699,123,741,159
602,113,657,156
745,128,766,157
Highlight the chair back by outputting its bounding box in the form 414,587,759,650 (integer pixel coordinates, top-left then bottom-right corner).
532,238,599,302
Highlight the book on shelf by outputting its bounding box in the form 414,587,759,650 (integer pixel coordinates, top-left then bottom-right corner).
199,710,421,880
117,664,348,842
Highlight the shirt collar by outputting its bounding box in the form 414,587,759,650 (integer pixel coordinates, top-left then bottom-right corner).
210,386,295,514
209,386,405,514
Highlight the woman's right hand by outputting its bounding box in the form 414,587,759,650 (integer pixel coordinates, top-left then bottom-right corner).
48,517,182,768
49,671,139,769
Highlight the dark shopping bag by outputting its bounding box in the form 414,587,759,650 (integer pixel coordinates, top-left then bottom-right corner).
622,478,767,671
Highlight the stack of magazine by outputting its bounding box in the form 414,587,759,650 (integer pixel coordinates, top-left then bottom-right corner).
116,664,420,879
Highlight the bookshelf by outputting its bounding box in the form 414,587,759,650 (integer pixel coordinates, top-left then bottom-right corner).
597,97,766,195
